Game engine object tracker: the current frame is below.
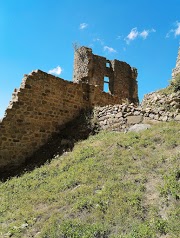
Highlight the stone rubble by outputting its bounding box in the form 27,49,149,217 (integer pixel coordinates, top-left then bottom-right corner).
93,91,180,132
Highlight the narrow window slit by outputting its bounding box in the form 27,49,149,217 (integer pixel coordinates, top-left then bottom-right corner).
104,76,110,92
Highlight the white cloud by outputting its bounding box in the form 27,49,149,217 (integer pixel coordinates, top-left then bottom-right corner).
166,30,173,38
166,21,180,38
48,66,62,75
79,23,88,30
93,38,104,45
175,22,180,36
93,39,116,53
140,30,149,39
125,27,156,43
139,29,156,39
104,46,117,53
126,27,139,43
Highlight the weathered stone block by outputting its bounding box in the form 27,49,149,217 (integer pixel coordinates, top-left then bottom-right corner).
127,115,143,125
174,114,180,121
128,124,151,132
116,112,123,118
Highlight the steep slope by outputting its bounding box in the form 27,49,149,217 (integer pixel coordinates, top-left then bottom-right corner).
0,122,180,238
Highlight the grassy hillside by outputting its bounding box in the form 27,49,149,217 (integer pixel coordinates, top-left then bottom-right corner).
0,122,180,238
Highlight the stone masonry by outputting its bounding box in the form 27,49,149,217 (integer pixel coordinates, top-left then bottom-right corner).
1,46,179,174
93,91,180,132
172,47,180,79
0,70,123,171
0,47,139,173
73,47,139,104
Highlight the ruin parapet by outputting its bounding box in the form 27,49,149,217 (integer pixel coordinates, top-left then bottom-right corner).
73,47,139,104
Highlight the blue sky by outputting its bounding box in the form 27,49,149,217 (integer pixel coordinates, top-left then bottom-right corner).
0,0,180,118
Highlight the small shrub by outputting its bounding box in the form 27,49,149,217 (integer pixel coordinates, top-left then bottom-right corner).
154,219,168,235
160,169,180,199
74,197,94,212
130,223,154,238
59,220,109,238
170,74,180,92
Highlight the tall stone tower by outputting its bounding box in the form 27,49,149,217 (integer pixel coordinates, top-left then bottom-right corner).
73,46,139,104
172,47,180,79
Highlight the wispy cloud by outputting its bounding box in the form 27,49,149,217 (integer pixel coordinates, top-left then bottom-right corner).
125,27,156,44
93,38,104,45
139,30,149,39
116,35,122,40
126,28,139,43
166,30,173,38
175,22,180,36
93,38,116,53
79,23,88,30
48,66,62,76
166,21,180,38
104,46,117,53
139,29,156,39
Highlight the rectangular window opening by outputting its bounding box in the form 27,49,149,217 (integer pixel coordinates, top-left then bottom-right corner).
104,76,110,93
106,62,110,68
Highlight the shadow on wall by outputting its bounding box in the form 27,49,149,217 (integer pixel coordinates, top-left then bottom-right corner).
0,110,98,181
0,48,138,178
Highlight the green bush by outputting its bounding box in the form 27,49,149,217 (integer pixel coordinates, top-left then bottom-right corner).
130,223,154,238
154,219,168,235
170,74,180,92
59,220,109,238
160,169,180,199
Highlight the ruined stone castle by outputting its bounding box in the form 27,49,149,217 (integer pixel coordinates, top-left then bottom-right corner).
0,46,179,175
0,47,138,172
73,47,138,103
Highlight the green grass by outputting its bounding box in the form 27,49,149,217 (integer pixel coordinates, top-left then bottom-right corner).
0,122,180,237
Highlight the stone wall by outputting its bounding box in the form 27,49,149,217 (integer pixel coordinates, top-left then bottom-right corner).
3,47,179,173
73,47,139,104
93,91,180,131
1,68,179,172
0,70,122,171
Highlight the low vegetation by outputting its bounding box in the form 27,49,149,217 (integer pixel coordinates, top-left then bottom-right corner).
0,122,180,237
171,74,180,92
159,74,180,95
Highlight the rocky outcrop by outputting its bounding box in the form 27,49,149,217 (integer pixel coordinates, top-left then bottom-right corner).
141,91,180,112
